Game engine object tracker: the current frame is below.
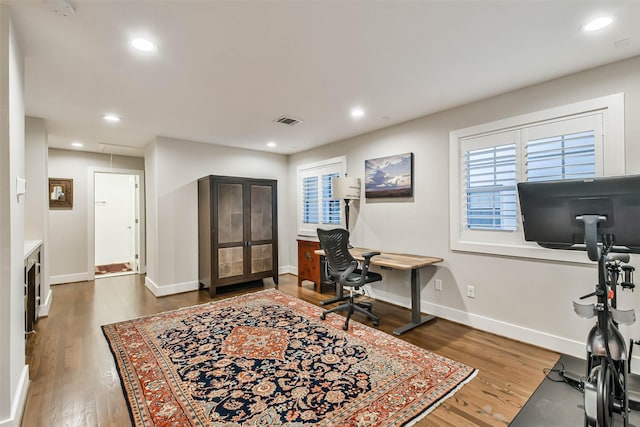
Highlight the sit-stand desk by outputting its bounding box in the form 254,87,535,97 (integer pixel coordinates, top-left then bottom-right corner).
315,247,443,335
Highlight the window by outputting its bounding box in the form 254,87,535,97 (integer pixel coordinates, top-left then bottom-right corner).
450,93,624,262
297,156,346,236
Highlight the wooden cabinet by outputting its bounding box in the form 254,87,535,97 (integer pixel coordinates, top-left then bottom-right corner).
198,175,278,296
297,239,321,291
297,239,331,293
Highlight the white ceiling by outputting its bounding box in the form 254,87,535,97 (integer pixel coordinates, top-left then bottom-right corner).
6,0,640,156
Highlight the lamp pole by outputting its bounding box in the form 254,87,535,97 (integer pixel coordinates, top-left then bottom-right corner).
344,198,351,231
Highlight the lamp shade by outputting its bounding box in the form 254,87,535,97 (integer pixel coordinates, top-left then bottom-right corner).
332,176,361,200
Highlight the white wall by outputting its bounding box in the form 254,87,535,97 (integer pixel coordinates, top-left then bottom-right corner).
144,136,289,296
288,55,640,363
0,6,28,426
25,117,51,316
47,149,144,284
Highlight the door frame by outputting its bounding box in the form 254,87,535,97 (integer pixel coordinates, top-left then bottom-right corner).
87,167,146,280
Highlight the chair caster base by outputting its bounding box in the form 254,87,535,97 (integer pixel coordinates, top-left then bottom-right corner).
320,313,326,320
373,320,379,326
343,324,349,331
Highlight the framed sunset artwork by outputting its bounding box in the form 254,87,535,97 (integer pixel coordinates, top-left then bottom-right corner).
365,152,414,198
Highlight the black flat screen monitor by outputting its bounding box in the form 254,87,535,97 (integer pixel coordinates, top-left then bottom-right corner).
517,175,640,254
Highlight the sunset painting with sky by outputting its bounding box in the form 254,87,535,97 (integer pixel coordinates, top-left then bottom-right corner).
365,153,413,198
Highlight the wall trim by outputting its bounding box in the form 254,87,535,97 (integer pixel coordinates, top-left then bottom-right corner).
50,272,89,285
146,271,295,297
144,276,199,297
0,365,29,427
425,299,640,375
280,266,294,275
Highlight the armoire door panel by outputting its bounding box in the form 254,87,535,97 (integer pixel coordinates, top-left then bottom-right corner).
251,244,273,274
217,183,244,244
218,247,244,279
251,184,273,241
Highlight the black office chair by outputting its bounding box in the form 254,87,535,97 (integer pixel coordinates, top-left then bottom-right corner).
317,228,382,330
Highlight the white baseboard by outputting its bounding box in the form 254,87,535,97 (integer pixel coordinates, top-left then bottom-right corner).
37,290,52,317
280,266,295,275
0,365,29,427
145,268,296,297
50,272,90,285
423,300,586,359
144,277,199,297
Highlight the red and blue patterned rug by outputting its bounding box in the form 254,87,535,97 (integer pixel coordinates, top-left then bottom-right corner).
102,289,477,426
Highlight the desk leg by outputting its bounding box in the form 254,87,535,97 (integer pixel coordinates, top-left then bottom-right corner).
393,268,436,335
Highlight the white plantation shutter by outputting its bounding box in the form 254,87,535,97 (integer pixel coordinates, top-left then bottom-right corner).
297,157,346,236
321,172,340,225
524,114,601,182
464,144,517,230
525,131,596,181
302,176,319,224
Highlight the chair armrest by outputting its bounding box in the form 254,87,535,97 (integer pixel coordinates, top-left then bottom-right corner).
357,252,381,282
361,251,381,261
338,261,359,284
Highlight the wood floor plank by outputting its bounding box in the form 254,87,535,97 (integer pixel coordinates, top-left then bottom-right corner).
22,274,559,426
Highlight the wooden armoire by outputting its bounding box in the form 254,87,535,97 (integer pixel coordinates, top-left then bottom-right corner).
198,175,278,296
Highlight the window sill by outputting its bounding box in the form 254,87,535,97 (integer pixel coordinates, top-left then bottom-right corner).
452,240,596,265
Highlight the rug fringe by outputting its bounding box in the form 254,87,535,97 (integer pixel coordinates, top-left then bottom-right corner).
404,368,479,427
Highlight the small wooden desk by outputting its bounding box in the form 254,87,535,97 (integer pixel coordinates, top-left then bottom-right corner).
315,247,443,335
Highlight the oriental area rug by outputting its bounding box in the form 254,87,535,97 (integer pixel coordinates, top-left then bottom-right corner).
102,289,477,426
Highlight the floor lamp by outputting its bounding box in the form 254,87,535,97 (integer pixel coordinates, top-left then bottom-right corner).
332,176,361,233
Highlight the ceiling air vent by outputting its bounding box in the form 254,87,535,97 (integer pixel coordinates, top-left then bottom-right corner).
274,115,303,126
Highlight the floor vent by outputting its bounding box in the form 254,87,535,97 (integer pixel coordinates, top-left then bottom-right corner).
274,116,303,126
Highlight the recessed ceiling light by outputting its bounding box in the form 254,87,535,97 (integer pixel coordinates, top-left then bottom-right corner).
71,142,83,148
582,16,613,32
131,37,156,52
103,114,121,123
267,141,277,148
351,108,365,119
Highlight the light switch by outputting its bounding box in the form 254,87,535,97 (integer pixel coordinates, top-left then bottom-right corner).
16,177,26,195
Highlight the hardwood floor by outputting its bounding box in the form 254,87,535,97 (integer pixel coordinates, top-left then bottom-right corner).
22,274,559,426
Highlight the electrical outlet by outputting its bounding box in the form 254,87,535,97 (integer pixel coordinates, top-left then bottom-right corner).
466,285,476,298
435,279,442,291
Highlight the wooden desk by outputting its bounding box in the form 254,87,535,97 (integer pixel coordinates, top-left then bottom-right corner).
315,247,443,335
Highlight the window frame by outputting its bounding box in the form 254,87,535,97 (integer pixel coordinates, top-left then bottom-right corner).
449,93,625,263
297,156,346,237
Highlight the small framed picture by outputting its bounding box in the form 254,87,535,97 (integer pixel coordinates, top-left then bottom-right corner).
49,178,73,209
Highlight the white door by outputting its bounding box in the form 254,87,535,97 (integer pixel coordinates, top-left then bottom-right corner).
94,173,137,270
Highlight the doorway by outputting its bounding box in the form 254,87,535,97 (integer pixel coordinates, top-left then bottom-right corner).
94,172,139,277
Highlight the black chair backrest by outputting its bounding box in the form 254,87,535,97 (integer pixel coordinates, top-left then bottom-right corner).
317,228,355,276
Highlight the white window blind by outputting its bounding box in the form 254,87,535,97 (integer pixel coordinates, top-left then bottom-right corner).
525,131,596,182
465,144,517,231
297,156,346,236
321,172,340,225
302,176,319,224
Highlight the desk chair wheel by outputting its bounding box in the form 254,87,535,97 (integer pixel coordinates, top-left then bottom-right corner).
343,323,348,331
320,313,326,320
373,320,379,326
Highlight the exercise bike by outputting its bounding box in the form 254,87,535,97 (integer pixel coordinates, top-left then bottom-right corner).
573,235,636,427
517,175,640,427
